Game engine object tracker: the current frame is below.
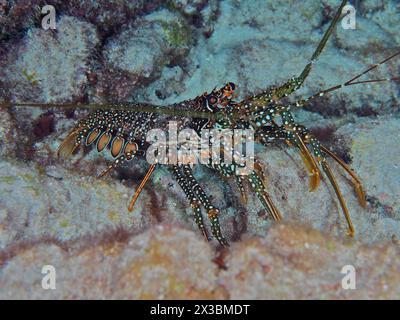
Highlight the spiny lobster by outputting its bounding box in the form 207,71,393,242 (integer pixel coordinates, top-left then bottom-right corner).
4,0,400,246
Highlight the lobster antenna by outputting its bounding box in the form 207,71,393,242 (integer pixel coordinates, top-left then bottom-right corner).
0,101,217,121
297,50,400,106
297,0,348,83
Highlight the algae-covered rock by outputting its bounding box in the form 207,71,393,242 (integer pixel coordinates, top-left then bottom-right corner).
3,15,99,103
0,225,223,299
1,224,399,299
220,224,400,299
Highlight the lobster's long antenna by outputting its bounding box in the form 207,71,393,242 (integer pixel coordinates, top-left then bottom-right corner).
0,101,217,121
297,0,348,83
244,0,350,114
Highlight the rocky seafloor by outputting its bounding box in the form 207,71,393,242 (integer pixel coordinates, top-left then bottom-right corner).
0,0,399,299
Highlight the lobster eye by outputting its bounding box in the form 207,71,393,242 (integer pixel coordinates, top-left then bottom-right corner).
207,95,218,105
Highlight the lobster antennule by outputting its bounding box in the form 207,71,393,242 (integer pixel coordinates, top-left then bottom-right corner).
292,50,400,110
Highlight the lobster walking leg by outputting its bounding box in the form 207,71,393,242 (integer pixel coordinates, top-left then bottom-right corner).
303,134,356,236
247,171,282,221
320,145,366,208
273,115,321,192
267,113,357,236
170,165,209,241
235,176,247,204
181,165,228,246
292,131,321,191
128,164,156,212
320,158,355,237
